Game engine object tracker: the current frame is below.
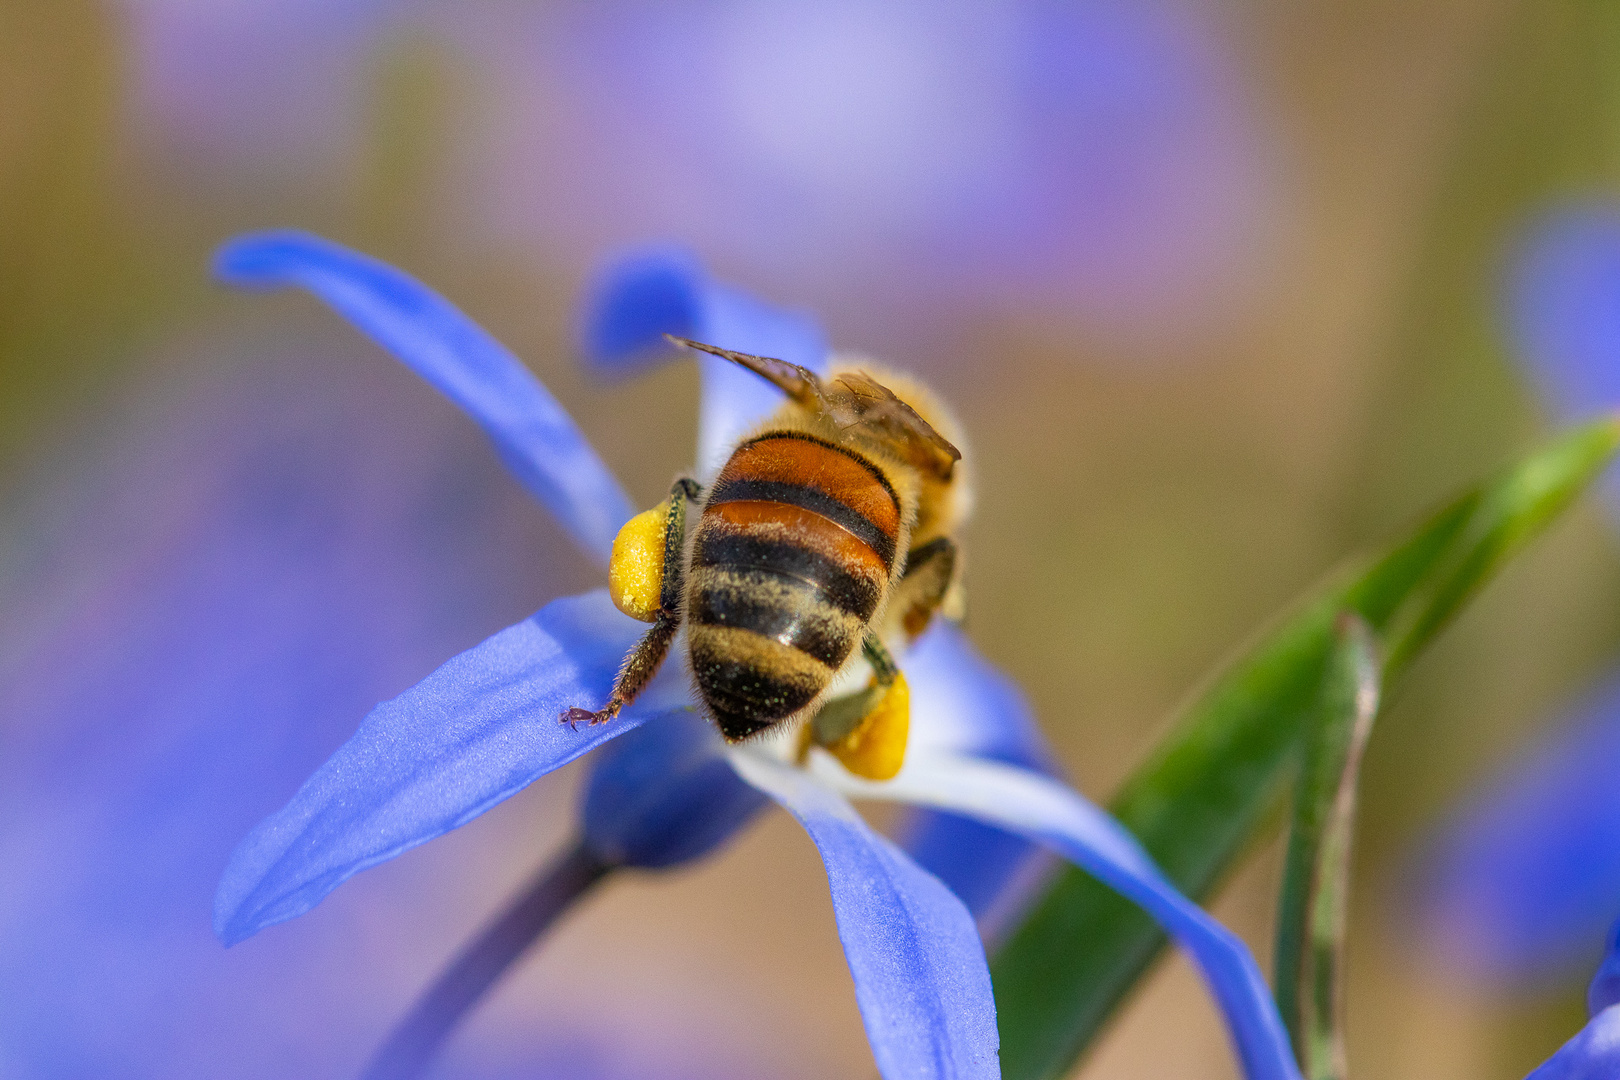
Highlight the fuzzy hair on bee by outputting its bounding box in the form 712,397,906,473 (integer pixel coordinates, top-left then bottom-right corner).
564,336,971,775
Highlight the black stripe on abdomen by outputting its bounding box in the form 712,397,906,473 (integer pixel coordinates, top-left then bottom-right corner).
693,531,882,620
707,476,897,568
690,571,857,668
687,641,822,740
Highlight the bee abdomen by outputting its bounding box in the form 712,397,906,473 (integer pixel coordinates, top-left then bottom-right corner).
688,533,874,741
688,434,902,741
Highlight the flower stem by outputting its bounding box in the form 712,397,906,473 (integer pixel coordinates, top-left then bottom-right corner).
361,839,614,1080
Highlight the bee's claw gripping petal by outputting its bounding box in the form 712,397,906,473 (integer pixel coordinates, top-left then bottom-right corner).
560,707,598,730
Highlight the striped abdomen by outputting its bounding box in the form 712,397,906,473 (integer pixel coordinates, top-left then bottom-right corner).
688,433,902,741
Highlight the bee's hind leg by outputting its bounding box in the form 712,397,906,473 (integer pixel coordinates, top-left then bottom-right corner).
562,614,681,728
561,478,702,728
799,633,910,780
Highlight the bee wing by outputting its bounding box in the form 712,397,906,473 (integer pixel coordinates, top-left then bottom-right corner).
665,335,822,409
829,370,962,479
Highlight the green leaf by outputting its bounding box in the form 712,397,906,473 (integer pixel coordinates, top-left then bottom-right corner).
990,415,1620,1080
1273,613,1380,1080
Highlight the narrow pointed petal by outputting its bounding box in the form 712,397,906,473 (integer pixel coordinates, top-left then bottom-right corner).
895,620,1060,924
216,230,634,565
579,247,829,472
824,754,1301,1080
728,751,1000,1080
215,590,683,945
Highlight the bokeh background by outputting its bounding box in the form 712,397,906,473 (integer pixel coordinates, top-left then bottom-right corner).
4,1,1620,1077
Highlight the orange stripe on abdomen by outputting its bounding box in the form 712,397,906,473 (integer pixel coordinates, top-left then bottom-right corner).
703,500,890,582
716,435,899,537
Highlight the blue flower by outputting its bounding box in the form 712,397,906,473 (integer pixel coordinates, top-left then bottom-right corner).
213,230,1303,1080
1416,206,1620,982
1524,921,1620,1079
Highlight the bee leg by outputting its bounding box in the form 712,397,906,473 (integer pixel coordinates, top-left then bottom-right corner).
861,631,900,687
892,536,960,639
562,613,682,728
561,478,701,728
670,476,704,505
808,633,899,738
801,633,910,780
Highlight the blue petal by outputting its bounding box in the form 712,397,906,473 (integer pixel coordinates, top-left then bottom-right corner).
216,230,635,566
579,246,830,472
580,706,769,869
729,752,1000,1080
1525,1007,1620,1080
827,755,1301,1080
1414,674,1620,981
895,620,1060,926
215,590,683,945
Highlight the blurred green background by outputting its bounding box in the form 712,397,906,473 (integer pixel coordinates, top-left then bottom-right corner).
5,2,1620,1077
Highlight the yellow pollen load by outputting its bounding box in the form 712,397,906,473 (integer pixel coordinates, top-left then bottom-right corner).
608,501,668,622
825,671,910,781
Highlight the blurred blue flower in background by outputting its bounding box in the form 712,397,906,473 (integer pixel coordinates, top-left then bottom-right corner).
210,230,1304,1080
121,0,409,172
122,0,1278,349
469,0,1275,332
1416,205,1620,983
0,326,597,1076
1418,672,1620,982
1513,208,1620,444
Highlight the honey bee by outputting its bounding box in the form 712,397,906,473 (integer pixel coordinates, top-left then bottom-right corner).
561,336,970,779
